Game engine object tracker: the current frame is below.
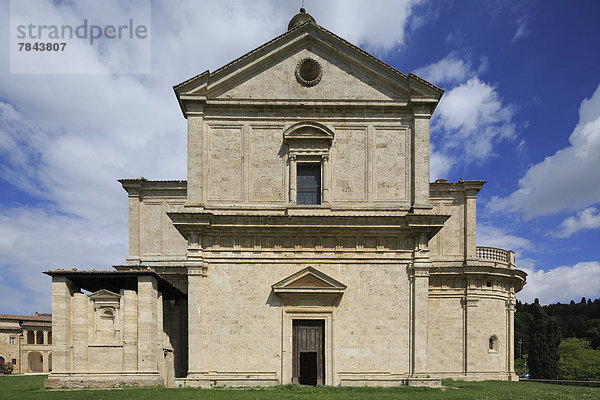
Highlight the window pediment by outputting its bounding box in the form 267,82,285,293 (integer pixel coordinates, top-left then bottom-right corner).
89,289,121,310
284,122,333,155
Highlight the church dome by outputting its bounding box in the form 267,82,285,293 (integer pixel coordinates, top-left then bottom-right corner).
287,7,316,30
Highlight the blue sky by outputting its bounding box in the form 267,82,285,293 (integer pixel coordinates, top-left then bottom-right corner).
0,0,599,314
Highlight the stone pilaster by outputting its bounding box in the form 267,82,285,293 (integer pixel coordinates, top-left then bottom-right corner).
464,186,479,262
122,289,138,372
137,275,158,373
187,267,204,376
321,155,329,203
289,155,297,203
21,330,27,373
157,291,164,380
411,105,432,209
462,284,479,375
410,233,431,376
50,276,74,374
506,297,516,378
22,349,28,373
72,292,88,372
128,192,141,261
186,108,205,207
42,350,49,372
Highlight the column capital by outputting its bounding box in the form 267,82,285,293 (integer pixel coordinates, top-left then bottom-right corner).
505,298,516,311
187,265,208,277
409,263,431,277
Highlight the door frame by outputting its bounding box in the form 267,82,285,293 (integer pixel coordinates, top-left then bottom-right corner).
292,319,325,385
282,309,333,385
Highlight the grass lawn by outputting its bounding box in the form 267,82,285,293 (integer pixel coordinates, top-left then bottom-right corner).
1,375,599,400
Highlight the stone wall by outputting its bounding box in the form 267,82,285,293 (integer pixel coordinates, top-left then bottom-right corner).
120,180,187,264
196,119,414,208
427,273,518,380
184,263,411,386
428,181,485,262
0,327,20,371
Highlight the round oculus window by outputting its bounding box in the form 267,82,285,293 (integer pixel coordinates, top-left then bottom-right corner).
295,58,322,87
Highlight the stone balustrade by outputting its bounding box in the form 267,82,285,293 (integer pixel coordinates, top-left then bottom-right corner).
476,246,515,267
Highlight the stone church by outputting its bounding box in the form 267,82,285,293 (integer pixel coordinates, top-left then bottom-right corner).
45,9,526,388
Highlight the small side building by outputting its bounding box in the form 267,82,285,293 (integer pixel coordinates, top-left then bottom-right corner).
43,270,186,388
0,312,52,373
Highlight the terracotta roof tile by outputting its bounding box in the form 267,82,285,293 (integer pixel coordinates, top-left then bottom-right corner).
0,313,52,321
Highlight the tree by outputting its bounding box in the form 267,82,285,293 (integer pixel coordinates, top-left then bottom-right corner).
547,317,561,378
0,362,13,375
558,338,600,380
514,308,532,359
586,319,600,349
528,301,561,379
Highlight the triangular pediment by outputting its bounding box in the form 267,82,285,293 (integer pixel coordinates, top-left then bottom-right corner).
89,289,121,300
89,289,121,309
174,22,442,115
286,274,334,288
272,267,346,296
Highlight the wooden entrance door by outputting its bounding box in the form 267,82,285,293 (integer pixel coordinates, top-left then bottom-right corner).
292,320,324,385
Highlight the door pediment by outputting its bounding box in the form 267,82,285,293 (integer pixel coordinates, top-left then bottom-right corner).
272,267,346,297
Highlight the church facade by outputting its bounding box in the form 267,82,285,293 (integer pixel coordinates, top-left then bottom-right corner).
45,9,526,388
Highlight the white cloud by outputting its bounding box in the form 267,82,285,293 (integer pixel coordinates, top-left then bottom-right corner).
416,52,516,176
476,224,533,275
0,207,127,313
512,14,530,42
550,207,600,238
517,261,600,304
488,84,600,218
434,77,516,159
312,0,424,54
486,1,533,43
476,225,600,304
477,224,533,254
414,52,475,86
430,145,455,181
0,1,425,314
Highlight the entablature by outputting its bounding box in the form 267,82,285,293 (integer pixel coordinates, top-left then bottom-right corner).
428,265,526,292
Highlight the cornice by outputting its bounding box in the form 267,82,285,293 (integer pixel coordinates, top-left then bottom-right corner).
167,211,449,240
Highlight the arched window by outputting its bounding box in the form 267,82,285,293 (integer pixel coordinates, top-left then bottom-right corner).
283,121,334,205
488,335,498,353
